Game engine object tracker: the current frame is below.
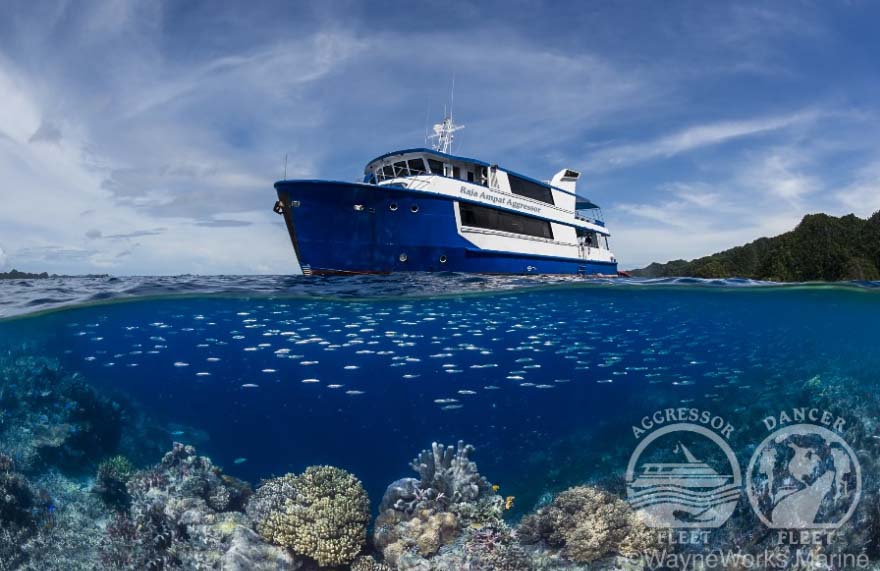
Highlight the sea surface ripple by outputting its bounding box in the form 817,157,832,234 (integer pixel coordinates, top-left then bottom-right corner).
1,273,878,319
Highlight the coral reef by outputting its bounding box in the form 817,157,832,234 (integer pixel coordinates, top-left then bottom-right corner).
0,453,39,570
429,524,536,571
374,509,459,567
374,441,504,570
97,442,257,570
382,441,493,516
248,465,370,567
0,352,164,475
351,554,393,571
517,486,659,564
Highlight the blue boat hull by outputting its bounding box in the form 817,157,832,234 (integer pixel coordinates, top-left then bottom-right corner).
274,181,618,276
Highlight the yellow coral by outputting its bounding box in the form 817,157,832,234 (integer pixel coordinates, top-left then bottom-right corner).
252,465,370,567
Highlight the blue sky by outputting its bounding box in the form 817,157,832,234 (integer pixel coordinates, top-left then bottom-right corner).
1,0,879,274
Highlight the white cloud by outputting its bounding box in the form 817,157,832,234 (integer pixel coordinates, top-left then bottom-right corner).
742,150,820,203
589,111,818,170
835,162,880,217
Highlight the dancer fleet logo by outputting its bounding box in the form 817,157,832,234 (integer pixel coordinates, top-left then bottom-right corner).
746,409,861,543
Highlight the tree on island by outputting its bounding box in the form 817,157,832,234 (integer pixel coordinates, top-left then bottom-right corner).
631,211,880,282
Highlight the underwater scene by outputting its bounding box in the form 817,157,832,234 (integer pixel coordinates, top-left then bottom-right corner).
1,276,880,570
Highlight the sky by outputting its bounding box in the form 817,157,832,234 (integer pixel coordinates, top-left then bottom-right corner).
1,0,879,274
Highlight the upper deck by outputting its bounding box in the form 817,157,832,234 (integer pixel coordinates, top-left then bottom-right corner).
363,148,607,230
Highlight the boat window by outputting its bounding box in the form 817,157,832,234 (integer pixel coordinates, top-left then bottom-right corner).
459,202,554,239
427,159,445,175
393,161,408,177
452,166,460,179
407,158,426,175
381,165,394,179
508,174,555,205
467,171,475,182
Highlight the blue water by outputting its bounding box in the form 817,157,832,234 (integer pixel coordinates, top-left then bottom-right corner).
2,275,879,513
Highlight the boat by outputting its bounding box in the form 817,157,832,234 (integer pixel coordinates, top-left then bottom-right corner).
273,114,618,275
629,444,732,489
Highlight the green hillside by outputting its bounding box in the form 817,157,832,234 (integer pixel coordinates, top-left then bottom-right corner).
630,211,880,281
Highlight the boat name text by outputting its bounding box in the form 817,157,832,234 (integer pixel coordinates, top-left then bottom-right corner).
459,186,542,214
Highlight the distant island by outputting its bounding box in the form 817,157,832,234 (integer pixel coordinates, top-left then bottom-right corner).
0,269,109,280
631,211,880,282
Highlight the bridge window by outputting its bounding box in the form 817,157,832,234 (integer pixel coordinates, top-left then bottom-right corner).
407,158,426,175
392,161,408,177
508,174,555,205
427,159,445,175
459,202,554,239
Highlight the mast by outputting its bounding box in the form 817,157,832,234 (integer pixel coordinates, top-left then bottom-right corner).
429,107,464,154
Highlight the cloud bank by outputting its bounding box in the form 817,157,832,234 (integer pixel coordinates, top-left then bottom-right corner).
0,1,879,274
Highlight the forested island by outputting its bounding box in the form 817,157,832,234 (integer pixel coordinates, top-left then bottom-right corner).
0,269,108,279
631,211,880,281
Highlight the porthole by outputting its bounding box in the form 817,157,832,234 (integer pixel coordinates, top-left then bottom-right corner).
399,253,408,262
389,203,398,211
410,204,420,213
439,255,448,264
353,204,364,211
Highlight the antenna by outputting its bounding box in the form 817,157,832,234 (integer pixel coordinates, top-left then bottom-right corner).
450,73,456,120
423,99,431,147
427,76,464,154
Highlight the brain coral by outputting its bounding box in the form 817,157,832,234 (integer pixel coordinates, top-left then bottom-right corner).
248,465,370,567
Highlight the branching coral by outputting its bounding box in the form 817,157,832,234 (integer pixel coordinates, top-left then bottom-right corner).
374,441,503,569
410,441,492,506
248,465,370,567
517,486,659,564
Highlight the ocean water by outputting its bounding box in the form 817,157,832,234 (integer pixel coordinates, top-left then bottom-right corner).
2,275,880,516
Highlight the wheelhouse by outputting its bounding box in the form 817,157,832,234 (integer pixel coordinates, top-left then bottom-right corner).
365,148,562,207
365,148,491,187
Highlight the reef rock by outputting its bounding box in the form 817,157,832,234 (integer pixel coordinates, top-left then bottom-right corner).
517,486,659,564
221,525,301,571
247,464,370,567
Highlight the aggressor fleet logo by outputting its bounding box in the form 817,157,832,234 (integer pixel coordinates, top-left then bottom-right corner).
627,409,741,535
